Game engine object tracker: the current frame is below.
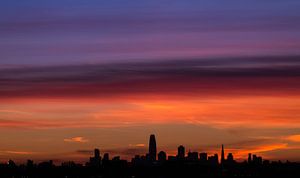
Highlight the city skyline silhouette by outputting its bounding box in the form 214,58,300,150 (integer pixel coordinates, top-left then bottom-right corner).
0,133,287,165
1,134,299,178
1,0,300,177
0,134,292,165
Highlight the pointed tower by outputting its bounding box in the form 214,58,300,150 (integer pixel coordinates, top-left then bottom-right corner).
149,134,157,161
221,144,225,165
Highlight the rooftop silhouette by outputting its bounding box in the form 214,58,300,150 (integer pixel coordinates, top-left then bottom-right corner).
0,134,299,178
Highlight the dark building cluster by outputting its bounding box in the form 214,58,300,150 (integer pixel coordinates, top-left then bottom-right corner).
130,135,261,167
0,134,299,178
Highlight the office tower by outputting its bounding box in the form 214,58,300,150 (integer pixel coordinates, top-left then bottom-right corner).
94,149,100,159
253,155,263,165
149,134,157,161
89,148,101,167
221,144,225,165
257,156,263,164
132,155,142,165
177,145,185,159
158,151,167,162
103,153,109,161
253,154,257,164
187,151,198,161
214,153,219,163
208,154,219,165
227,153,234,163
248,153,252,163
199,152,208,162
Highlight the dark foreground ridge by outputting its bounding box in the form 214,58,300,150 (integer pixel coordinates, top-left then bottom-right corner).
1,134,299,178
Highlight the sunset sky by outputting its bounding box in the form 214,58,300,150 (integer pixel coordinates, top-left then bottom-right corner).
0,0,300,164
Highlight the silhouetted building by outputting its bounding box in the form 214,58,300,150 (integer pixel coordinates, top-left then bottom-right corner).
158,151,167,162
208,154,219,165
61,161,76,168
263,160,270,165
221,144,225,165
38,160,53,168
141,155,146,161
8,160,16,168
168,155,177,161
227,153,233,161
227,153,234,164
187,151,198,161
112,156,120,161
89,148,101,167
257,156,262,164
132,155,143,165
149,134,157,161
253,155,263,165
199,152,208,162
26,160,34,168
95,149,100,158
146,153,150,160
103,153,109,161
248,153,252,163
177,145,185,160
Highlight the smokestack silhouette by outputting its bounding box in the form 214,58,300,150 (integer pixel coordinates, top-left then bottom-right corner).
149,134,157,161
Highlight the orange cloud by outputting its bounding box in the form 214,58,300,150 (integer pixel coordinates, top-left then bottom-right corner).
243,144,288,154
129,144,145,147
1,95,299,130
285,135,300,142
91,96,300,129
0,150,35,155
64,137,89,143
228,143,289,160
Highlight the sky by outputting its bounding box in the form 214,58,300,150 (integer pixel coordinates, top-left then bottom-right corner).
0,0,300,164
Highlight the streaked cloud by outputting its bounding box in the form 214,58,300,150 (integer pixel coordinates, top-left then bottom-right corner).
0,56,299,100
0,95,299,130
285,135,300,142
129,143,145,147
0,150,35,155
238,143,288,155
1,1,300,65
76,150,94,155
64,137,89,143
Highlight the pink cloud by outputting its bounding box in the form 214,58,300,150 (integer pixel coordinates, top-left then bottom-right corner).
64,137,89,143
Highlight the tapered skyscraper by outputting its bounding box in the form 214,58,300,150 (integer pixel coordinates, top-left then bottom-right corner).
221,144,225,165
149,134,157,161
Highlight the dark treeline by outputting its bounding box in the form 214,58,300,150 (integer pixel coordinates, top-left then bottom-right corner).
0,134,299,178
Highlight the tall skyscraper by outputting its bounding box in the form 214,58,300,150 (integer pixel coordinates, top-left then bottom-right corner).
221,144,225,165
248,153,252,163
94,149,100,159
149,134,157,161
89,148,101,167
177,145,185,159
